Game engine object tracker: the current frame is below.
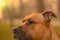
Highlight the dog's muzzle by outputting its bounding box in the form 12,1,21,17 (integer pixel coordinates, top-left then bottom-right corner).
13,26,32,40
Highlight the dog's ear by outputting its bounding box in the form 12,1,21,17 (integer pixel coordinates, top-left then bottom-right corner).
42,11,56,22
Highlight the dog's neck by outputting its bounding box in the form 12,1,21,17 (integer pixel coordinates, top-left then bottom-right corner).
42,26,60,40
39,21,60,40
49,26,60,40
42,26,51,40
45,21,51,27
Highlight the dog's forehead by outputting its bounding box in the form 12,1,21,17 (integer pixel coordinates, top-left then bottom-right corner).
24,13,44,22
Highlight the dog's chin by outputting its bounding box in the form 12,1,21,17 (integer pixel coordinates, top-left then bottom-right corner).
13,26,32,40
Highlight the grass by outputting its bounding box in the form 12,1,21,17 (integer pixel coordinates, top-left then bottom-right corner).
0,23,14,40
54,27,60,35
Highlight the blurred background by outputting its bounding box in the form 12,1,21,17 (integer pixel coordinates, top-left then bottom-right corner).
0,0,60,40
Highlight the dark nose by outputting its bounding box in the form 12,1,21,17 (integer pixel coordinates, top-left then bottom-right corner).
13,26,22,35
13,26,22,39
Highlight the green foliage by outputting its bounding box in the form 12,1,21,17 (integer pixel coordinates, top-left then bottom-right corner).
54,27,60,34
0,23,14,40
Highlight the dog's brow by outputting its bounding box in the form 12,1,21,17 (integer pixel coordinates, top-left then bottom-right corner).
28,18,31,21
23,19,26,22
23,18,31,22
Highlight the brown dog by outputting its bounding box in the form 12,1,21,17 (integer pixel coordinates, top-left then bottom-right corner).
13,11,60,40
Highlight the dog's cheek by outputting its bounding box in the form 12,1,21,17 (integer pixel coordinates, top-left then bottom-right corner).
29,26,45,38
35,24,46,34
29,24,36,28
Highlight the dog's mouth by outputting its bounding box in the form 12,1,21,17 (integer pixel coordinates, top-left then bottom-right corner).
13,26,32,40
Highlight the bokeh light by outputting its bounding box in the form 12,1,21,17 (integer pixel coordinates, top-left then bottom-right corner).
0,0,6,7
0,0,6,19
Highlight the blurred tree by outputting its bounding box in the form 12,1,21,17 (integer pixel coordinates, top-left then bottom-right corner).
58,0,60,19
3,2,15,27
37,0,45,13
8,7,15,27
18,0,45,18
19,0,24,18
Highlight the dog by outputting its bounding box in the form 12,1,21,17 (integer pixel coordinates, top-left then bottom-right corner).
13,11,60,40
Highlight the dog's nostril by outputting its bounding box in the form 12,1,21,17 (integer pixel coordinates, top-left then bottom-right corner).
13,29,16,31
19,26,22,27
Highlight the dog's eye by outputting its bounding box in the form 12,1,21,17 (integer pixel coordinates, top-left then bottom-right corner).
28,20,34,24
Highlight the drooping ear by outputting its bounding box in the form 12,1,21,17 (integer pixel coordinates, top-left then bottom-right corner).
42,11,56,22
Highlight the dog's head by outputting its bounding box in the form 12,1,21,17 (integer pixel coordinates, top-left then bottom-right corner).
22,11,56,29
13,11,56,40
